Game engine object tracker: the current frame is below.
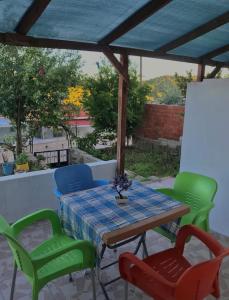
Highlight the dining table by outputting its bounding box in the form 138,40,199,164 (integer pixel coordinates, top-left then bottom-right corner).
59,180,189,300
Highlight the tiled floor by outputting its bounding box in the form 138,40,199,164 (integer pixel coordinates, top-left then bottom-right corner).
0,178,229,300
1,220,229,300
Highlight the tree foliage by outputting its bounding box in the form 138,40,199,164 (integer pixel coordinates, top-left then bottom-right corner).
83,60,151,137
147,75,183,105
174,70,194,98
0,46,82,153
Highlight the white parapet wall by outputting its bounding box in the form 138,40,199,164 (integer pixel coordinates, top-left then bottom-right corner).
180,78,229,236
0,160,117,222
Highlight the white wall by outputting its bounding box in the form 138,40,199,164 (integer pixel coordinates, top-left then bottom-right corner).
180,78,229,236
0,160,116,223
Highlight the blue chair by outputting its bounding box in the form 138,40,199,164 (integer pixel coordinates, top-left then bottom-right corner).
54,164,109,198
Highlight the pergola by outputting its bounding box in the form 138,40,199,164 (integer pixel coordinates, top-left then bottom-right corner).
1,0,228,174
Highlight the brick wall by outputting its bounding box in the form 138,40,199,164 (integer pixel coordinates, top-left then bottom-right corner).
136,104,184,141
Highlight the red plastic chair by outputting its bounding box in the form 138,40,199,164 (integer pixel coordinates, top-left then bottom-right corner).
119,225,229,300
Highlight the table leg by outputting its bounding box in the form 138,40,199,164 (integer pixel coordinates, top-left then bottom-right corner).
98,233,147,300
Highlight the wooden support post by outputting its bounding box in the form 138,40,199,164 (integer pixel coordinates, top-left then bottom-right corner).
197,64,205,81
140,56,143,84
117,53,128,175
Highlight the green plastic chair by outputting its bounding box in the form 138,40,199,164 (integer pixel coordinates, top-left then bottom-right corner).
155,172,218,242
0,209,96,300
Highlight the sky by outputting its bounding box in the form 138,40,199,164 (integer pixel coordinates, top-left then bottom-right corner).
79,51,228,80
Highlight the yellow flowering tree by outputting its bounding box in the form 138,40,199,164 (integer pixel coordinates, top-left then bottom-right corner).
63,86,85,108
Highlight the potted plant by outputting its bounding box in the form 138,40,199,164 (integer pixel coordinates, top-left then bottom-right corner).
113,173,132,204
1,150,14,176
15,152,29,172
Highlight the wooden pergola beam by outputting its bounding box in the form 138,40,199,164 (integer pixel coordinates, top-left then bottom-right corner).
99,0,171,45
157,11,229,53
201,44,229,60
197,64,205,82
116,53,129,175
0,32,103,51
15,0,51,34
206,65,221,79
103,46,128,81
0,33,228,68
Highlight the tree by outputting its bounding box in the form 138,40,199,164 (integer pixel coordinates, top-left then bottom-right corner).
83,60,151,138
147,75,183,105
174,70,194,99
0,46,82,154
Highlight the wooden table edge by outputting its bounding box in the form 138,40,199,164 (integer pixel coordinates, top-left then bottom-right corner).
102,204,190,245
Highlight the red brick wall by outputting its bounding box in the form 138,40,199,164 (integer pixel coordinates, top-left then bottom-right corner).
136,104,184,141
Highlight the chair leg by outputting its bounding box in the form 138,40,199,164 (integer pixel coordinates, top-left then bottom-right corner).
10,262,17,300
32,286,39,300
124,281,128,300
69,273,73,282
142,234,148,258
91,268,96,300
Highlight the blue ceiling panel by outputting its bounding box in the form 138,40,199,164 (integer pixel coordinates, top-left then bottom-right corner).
213,51,229,63
112,0,229,52
0,0,33,32
169,24,229,58
29,0,149,42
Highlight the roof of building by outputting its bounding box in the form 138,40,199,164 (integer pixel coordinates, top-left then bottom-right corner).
0,1,228,67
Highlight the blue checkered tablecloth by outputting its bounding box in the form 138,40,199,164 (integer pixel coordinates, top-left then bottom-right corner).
60,181,183,248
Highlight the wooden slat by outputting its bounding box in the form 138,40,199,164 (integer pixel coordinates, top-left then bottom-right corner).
110,45,228,67
201,44,229,60
103,46,128,81
157,11,229,53
99,0,171,45
0,33,103,51
197,64,205,82
15,0,51,34
0,33,228,68
116,53,129,175
206,65,221,79
103,204,190,245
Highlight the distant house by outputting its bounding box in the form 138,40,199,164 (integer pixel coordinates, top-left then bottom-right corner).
0,117,13,143
67,110,92,127
0,117,11,127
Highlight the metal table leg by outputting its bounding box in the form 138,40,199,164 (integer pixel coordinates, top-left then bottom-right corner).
98,233,148,300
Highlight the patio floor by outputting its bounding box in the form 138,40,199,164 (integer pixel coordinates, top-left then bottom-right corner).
1,179,229,300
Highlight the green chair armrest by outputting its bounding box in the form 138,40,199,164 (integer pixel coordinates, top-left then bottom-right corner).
32,239,96,269
192,203,214,227
11,209,62,237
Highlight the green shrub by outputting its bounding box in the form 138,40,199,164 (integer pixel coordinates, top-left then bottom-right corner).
16,152,28,165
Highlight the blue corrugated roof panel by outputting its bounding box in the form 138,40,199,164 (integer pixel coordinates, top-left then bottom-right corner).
169,23,229,57
0,0,33,32
112,0,229,52
214,51,229,63
29,0,149,42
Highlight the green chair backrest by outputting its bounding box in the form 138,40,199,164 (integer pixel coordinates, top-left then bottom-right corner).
0,216,34,278
174,172,217,214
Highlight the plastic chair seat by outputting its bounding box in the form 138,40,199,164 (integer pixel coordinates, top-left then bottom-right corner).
142,249,191,282
37,249,83,283
0,209,96,300
119,225,229,300
131,249,191,300
155,172,217,242
30,235,78,260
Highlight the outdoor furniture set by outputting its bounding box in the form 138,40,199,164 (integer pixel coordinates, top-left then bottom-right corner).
1,164,228,300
